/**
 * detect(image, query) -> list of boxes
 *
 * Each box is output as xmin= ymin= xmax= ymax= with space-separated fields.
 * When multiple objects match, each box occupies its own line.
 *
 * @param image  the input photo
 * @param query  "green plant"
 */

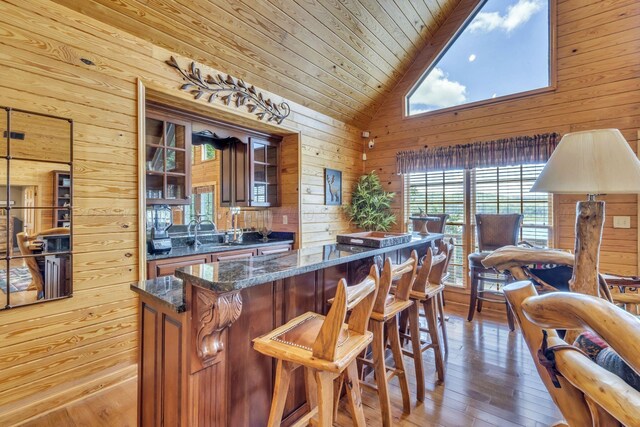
xmin=345 ymin=171 xmax=396 ymax=231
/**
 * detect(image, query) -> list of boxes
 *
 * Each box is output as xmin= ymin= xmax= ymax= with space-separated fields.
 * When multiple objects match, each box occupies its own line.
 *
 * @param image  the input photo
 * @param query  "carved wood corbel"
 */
xmin=194 ymin=288 xmax=243 ymax=366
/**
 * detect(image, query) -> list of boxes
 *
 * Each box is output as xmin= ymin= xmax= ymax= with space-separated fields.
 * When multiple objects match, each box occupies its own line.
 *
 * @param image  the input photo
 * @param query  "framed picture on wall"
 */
xmin=324 ymin=168 xmax=342 ymax=205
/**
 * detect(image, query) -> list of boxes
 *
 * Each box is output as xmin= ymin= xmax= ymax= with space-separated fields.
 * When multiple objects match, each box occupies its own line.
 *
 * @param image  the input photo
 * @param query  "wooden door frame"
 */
xmin=137 ymin=79 xmax=303 ymax=281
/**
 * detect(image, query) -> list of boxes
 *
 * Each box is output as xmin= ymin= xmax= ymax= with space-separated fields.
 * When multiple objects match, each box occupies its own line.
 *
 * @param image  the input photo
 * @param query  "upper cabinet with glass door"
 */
xmin=249 ymin=137 xmax=279 ymax=207
xmin=145 ymin=111 xmax=191 ymax=204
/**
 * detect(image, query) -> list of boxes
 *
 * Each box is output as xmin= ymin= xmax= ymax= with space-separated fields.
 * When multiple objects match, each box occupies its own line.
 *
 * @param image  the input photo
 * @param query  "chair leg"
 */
xmin=344 ymin=360 xmax=367 ymax=427
xmin=315 ymin=370 xmax=336 ymax=427
xmin=398 ymin=309 xmax=409 ymax=346
xmin=437 ymin=292 xmax=448 ymax=355
xmin=467 ymin=267 xmax=478 ymax=322
xmin=388 ymin=315 xmax=411 ymax=415
xmin=305 ymin=367 xmax=318 ymax=414
xmin=332 ymin=373 xmax=342 ymax=421
xmin=424 ymin=299 xmax=445 ymax=382
xmin=371 ymin=320 xmax=393 ymax=427
xmin=505 ymin=300 xmax=515 ymax=332
xmin=267 ymin=359 xmax=293 ymax=427
xmin=477 ymin=279 xmax=484 ymax=313
xmin=408 ymin=302 xmax=425 ymax=402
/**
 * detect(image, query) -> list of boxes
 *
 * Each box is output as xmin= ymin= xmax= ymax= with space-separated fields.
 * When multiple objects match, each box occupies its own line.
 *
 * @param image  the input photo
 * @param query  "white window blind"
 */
xmin=405 ymin=170 xmax=466 ymax=287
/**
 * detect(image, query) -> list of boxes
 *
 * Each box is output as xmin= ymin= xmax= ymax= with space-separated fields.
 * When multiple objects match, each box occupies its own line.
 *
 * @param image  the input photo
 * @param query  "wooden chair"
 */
xmin=16 ymin=227 xmax=70 ymax=295
xmin=504 ymin=281 xmax=640 ymax=426
xmin=468 ymin=213 xmax=523 ymax=331
xmin=341 ymin=252 xmax=418 ymax=427
xmin=425 ymin=213 xmax=449 ymax=234
xmin=399 ymin=246 xmax=448 ymax=402
xmin=253 ymin=265 xmax=379 ymax=427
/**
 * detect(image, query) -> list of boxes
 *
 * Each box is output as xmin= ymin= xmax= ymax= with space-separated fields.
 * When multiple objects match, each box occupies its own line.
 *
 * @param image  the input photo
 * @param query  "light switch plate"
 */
xmin=282 ymin=215 xmax=288 ymax=225
xmin=613 ymin=216 xmax=631 ymax=228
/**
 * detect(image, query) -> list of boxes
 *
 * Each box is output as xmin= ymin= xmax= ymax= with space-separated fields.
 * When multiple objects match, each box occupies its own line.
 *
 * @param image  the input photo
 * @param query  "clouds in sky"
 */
xmin=410 ymin=67 xmax=467 ymax=112
xmin=469 ymin=0 xmax=543 ymax=33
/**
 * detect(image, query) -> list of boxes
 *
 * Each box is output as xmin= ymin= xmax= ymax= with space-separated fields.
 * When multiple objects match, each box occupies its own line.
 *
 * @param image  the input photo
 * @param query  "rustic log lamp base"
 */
xmin=570 ymin=197 xmax=605 ymax=297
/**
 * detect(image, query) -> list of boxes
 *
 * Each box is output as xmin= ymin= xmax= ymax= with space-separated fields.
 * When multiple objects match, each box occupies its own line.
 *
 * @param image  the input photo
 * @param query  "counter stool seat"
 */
xmin=254 ymin=266 xmax=380 ymax=427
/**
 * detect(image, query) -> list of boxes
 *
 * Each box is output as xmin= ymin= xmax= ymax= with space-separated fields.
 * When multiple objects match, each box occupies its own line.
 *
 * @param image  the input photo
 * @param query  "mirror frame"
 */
xmin=1 ymin=106 xmax=73 ymax=309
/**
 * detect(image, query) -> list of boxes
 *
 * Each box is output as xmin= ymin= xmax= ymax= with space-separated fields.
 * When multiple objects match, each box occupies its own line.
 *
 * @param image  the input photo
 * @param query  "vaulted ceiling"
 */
xmin=53 ymin=0 xmax=461 ymax=127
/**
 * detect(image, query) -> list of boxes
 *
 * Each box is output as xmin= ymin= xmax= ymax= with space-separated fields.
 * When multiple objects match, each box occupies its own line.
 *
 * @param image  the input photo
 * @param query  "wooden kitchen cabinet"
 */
xmin=220 ymin=141 xmax=249 ymax=207
xmin=249 ymin=137 xmax=279 ymax=207
xmin=211 ymin=248 xmax=256 ymax=262
xmin=256 ymin=245 xmax=291 ymax=255
xmin=145 ymin=110 xmax=192 ymax=205
xmin=147 ymin=254 xmax=211 ymax=279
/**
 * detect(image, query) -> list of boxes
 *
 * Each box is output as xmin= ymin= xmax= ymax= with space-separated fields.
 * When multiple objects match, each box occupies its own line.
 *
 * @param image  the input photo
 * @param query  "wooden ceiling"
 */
xmin=53 ymin=0 xmax=460 ymax=127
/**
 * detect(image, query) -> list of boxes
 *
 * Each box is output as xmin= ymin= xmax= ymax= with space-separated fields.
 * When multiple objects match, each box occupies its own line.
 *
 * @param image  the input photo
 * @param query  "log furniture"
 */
xmin=504 ymin=281 xmax=640 ymax=426
xmin=254 ymin=265 xmax=379 ymax=427
xmin=130 ymin=233 xmax=441 ymax=427
xmin=467 ymin=213 xmax=522 ymax=331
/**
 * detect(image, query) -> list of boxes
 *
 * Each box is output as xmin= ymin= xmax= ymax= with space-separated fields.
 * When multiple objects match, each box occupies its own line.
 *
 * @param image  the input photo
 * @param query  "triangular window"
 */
xmin=407 ymin=0 xmax=552 ymax=116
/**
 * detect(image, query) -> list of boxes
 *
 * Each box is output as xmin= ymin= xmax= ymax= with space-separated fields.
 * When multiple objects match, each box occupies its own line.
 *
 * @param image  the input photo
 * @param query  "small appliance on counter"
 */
xmin=147 ymin=205 xmax=173 ymax=255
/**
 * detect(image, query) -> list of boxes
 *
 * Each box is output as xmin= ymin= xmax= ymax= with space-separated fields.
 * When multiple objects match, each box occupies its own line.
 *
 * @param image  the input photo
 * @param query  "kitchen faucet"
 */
xmin=229 ymin=206 xmax=243 ymax=243
xmin=188 ymin=214 xmax=216 ymax=249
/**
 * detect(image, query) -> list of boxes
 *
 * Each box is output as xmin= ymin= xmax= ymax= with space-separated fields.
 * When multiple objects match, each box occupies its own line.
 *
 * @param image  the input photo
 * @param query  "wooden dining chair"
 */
xmin=17 ymin=227 xmax=70 ymax=295
xmin=253 ymin=265 xmax=379 ymax=427
xmin=504 ymin=281 xmax=640 ymax=426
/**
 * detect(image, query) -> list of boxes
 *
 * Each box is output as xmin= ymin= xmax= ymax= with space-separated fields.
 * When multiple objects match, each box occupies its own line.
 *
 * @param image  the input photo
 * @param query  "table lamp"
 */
xmin=531 ymin=129 xmax=640 ymax=296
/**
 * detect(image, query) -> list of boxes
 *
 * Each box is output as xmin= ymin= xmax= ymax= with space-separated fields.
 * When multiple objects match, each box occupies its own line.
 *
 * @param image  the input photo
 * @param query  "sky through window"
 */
xmin=407 ymin=0 xmax=550 ymax=116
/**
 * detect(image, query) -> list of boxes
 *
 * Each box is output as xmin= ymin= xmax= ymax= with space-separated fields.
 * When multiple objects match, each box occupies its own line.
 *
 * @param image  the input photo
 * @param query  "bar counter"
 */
xmin=131 ymin=233 xmax=442 ymax=427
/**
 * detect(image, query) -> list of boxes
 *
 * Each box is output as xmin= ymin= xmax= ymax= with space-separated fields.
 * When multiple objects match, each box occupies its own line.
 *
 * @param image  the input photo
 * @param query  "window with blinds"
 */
xmin=406 ymin=171 xmax=467 ymax=287
xmin=472 ymin=164 xmax=552 ymax=248
xmin=405 ymin=163 xmax=552 ymax=288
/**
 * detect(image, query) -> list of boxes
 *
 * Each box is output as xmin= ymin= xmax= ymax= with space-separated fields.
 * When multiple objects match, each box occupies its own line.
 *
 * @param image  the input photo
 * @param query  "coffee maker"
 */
xmin=147 ymin=205 xmax=173 ymax=255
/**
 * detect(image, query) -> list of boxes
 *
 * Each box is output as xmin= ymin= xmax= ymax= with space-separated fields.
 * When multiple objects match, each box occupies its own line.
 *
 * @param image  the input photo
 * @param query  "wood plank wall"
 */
xmin=366 ymin=0 xmax=640 ymax=277
xmin=0 ymin=0 xmax=362 ymax=423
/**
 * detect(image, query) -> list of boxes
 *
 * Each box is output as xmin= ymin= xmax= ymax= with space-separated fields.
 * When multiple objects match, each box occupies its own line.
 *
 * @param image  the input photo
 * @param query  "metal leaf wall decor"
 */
xmin=166 ymin=56 xmax=291 ymax=124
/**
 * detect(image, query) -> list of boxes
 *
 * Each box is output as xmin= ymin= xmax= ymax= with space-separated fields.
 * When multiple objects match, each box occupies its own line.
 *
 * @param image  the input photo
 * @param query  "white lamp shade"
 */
xmin=531 ymin=129 xmax=640 ymax=194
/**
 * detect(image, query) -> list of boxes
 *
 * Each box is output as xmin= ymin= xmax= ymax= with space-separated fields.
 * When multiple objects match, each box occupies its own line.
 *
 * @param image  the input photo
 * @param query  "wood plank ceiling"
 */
xmin=52 ymin=0 xmax=461 ymax=127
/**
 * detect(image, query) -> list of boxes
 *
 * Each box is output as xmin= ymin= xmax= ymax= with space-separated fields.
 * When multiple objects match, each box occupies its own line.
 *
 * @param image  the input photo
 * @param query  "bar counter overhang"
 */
xmin=131 ymin=234 xmax=442 ymax=427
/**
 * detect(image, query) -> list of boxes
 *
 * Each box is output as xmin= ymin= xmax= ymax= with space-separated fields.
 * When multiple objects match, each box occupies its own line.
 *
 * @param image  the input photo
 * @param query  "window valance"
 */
xmin=396 ymin=132 xmax=560 ymax=174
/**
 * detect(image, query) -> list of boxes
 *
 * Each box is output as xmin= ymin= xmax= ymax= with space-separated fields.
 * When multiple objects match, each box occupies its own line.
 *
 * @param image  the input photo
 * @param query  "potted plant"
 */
xmin=345 ymin=171 xmax=396 ymax=231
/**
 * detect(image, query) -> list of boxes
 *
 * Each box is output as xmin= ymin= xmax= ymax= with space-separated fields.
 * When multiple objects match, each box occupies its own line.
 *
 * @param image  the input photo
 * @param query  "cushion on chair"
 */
xmin=272 ymin=314 xmax=348 ymax=351
xmin=574 ymin=330 xmax=640 ymax=392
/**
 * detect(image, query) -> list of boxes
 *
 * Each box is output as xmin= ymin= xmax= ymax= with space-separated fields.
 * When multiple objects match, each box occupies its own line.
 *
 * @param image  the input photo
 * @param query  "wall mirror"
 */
xmin=1 ymin=107 xmax=73 ymax=309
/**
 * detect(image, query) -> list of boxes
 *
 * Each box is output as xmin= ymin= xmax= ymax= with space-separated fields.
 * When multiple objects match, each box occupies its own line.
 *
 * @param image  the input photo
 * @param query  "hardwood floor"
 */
xmin=20 ymin=304 xmax=562 ymax=427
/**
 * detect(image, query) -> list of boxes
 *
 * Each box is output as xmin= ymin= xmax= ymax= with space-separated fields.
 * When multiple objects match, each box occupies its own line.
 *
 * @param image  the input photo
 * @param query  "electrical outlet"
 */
xmin=613 ymin=216 xmax=631 ymax=228
xmin=282 ymin=215 xmax=288 ymax=225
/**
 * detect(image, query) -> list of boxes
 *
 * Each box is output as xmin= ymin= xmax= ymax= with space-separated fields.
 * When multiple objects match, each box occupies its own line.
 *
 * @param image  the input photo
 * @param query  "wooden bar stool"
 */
xmin=399 ymin=246 xmax=449 ymax=401
xmin=253 ymin=266 xmax=380 ymax=427
xmin=358 ymin=251 xmax=418 ymax=427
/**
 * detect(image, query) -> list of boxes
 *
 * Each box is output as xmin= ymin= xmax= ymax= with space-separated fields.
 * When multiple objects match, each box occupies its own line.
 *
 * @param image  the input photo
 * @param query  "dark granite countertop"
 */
xmin=147 ymin=238 xmax=295 ymax=261
xmin=175 ymin=233 xmax=442 ymax=294
xmin=130 ymin=275 xmax=186 ymax=313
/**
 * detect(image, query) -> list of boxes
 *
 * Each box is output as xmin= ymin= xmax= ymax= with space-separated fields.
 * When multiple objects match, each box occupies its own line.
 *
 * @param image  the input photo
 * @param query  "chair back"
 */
xmin=376 ymin=251 xmax=417 ymax=313
xmin=475 ymin=214 xmax=522 ymax=251
xmin=412 ymin=248 xmax=446 ymax=294
xmin=312 ymin=265 xmax=379 ymax=361
xmin=426 ymin=213 xmax=449 ymax=234
xmin=504 ymin=281 xmax=640 ymax=426
xmin=429 ymin=238 xmax=454 ymax=286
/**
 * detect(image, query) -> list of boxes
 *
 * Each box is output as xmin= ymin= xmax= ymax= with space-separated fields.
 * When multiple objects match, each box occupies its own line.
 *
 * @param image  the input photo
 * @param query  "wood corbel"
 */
xmin=193 ymin=286 xmax=243 ymax=367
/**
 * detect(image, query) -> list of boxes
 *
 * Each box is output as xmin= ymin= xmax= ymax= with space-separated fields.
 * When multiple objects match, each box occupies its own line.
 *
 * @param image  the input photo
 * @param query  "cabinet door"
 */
xmin=220 ymin=143 xmax=233 ymax=207
xmin=233 ymin=142 xmax=250 ymax=207
xmin=148 ymin=254 xmax=211 ymax=279
xmin=249 ymin=137 xmax=280 ymax=207
xmin=211 ymin=248 xmax=255 ymax=262
xmin=256 ymin=245 xmax=291 ymax=256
